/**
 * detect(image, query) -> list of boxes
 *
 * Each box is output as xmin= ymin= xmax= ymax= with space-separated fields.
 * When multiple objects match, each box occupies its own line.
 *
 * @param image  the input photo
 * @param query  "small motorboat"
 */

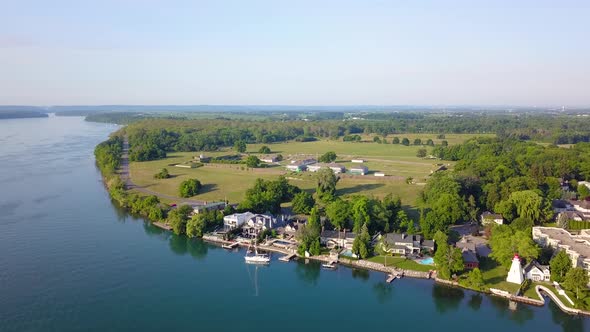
xmin=322 ymin=262 xmax=337 ymax=269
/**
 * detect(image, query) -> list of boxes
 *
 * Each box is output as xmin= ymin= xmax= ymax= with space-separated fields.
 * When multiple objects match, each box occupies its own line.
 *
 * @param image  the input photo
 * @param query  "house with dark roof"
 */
xmin=524 ymin=260 xmax=550 ymax=282
xmin=456 ymin=237 xmax=479 ymax=269
xmin=379 ymin=233 xmax=434 ymax=255
xmin=320 ymin=230 xmax=356 ymax=249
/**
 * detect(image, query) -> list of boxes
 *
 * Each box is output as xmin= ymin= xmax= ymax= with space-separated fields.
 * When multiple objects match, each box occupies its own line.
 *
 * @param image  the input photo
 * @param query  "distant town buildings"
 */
xmin=307 ymin=163 xmax=345 ymax=174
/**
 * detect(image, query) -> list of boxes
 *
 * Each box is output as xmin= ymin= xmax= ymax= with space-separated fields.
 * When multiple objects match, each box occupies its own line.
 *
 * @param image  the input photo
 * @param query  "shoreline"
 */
xmin=198 ymin=231 xmax=590 ymax=316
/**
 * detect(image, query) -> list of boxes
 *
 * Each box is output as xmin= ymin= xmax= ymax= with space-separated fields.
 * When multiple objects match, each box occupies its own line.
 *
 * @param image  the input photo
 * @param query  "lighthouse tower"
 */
xmin=506 ymin=254 xmax=524 ymax=284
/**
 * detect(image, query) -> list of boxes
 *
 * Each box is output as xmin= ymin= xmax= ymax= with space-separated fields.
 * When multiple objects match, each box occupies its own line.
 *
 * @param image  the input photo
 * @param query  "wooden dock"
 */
xmin=279 ymin=253 xmax=296 ymax=262
xmin=386 ymin=273 xmax=401 ymax=283
xmin=222 ymin=242 xmax=239 ymax=249
xmin=153 ymin=222 xmax=172 ymax=231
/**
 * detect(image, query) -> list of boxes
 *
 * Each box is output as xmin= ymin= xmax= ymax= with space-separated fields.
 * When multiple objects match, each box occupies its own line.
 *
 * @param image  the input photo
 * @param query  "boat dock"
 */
xmin=279 ymin=253 xmax=296 ymax=262
xmin=386 ymin=274 xmax=396 ymax=283
xmin=153 ymin=222 xmax=172 ymax=231
xmin=222 ymin=242 xmax=239 ymax=249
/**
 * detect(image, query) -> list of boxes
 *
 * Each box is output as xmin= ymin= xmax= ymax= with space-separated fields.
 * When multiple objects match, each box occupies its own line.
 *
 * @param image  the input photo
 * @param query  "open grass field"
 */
xmin=129 ymin=134 xmax=489 ymax=207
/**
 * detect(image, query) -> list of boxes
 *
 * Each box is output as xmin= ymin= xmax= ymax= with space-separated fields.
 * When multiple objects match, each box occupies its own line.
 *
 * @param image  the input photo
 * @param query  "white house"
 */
xmin=320 ymin=230 xmax=356 ymax=249
xmin=374 ymin=172 xmax=385 ymax=177
xmin=223 ymin=212 xmax=255 ymax=231
xmin=260 ymin=155 xmax=279 ymax=163
xmin=242 ymin=214 xmax=276 ymax=238
xmin=379 ymin=233 xmax=435 ymax=255
xmin=349 ymin=165 xmax=368 ymax=175
xmin=481 ymin=211 xmax=504 ymax=225
xmin=524 ymin=260 xmax=550 ymax=282
xmin=307 ymin=163 xmax=345 ymax=174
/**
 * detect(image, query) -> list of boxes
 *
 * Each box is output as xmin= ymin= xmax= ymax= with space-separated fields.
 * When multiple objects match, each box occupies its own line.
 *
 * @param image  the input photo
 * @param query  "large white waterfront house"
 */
xmin=532 ymin=227 xmax=590 ymax=280
xmin=223 ymin=212 xmax=255 ymax=231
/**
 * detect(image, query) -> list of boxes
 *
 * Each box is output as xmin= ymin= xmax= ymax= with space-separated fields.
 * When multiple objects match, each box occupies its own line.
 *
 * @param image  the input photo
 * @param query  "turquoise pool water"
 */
xmin=419 ymin=257 xmax=434 ymax=265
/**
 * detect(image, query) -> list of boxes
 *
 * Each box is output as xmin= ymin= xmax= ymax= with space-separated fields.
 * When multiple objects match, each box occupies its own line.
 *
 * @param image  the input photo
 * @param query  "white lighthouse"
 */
xmin=506 ymin=254 xmax=524 ymax=284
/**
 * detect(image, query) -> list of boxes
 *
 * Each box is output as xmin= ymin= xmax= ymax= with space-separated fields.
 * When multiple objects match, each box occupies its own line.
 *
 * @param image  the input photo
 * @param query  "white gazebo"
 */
xmin=506 ymin=254 xmax=524 ymax=284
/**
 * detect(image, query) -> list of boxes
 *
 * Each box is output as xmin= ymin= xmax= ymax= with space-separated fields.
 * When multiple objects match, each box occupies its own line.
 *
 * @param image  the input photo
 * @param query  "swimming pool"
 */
xmin=340 ymin=249 xmax=355 ymax=258
xmin=418 ymin=257 xmax=434 ymax=265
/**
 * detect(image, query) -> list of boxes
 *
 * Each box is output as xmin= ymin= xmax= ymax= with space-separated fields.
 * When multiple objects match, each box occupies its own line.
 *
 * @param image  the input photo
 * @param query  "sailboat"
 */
xmin=245 ymin=242 xmax=270 ymax=264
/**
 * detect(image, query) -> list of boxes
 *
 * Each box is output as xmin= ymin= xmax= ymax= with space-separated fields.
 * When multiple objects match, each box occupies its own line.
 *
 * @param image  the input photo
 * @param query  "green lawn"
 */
xmin=129 ymin=135 xmax=487 ymax=206
xmin=478 ymin=257 xmax=520 ymax=294
xmin=367 ymin=255 xmax=433 ymax=272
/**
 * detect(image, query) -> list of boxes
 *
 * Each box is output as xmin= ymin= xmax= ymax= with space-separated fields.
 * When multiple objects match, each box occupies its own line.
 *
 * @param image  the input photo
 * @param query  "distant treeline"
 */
xmin=0 ymin=110 xmax=48 ymax=119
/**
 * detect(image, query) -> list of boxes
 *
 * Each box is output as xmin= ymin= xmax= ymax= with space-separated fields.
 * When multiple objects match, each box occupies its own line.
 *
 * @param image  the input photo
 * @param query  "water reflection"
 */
xmin=468 ymin=293 xmax=483 ymax=311
xmin=187 ymin=238 xmax=208 ymax=260
xmin=351 ymin=268 xmax=370 ymax=282
xmin=432 ymin=284 xmax=465 ymax=314
xmin=549 ymin=300 xmax=586 ymax=332
xmin=295 ymin=260 xmax=321 ymax=286
xmin=372 ymin=282 xmax=393 ymax=304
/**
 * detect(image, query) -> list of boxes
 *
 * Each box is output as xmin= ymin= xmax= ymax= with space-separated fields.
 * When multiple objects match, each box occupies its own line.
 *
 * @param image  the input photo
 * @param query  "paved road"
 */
xmin=120 ymin=137 xmax=205 ymax=206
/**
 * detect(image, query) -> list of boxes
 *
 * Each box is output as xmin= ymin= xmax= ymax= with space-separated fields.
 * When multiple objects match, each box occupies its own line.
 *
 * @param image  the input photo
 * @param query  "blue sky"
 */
xmin=1 ymin=0 xmax=589 ymax=106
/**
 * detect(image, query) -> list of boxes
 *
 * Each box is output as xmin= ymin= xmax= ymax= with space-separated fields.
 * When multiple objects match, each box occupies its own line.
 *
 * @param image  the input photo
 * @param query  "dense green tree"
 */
xmin=464 ymin=268 xmax=485 ymax=291
xmin=316 ymin=168 xmax=339 ymax=201
xmin=488 ymin=225 xmax=540 ymax=268
xmin=258 ymin=145 xmax=271 ymax=154
xmin=401 ymin=138 xmax=410 ymax=146
xmin=433 ymin=231 xmax=464 ymax=280
xmin=441 ymin=140 xmax=448 ymax=146
xmin=154 ymin=168 xmax=170 ymax=179
xmin=510 ymin=217 xmax=534 ymax=233
xmin=179 ymin=178 xmax=202 ymax=198
xmin=309 ymin=238 xmax=321 ymax=256
xmin=550 ymin=250 xmax=572 ymax=282
xmin=416 ymin=148 xmax=427 ymax=158
xmin=426 ymin=138 xmax=435 ymax=146
xmin=326 ymin=199 xmax=351 ymax=230
xmin=351 ymin=196 xmax=371 ymax=233
xmin=413 ymin=138 xmax=422 ymax=145
xmin=292 ymin=191 xmax=315 ymax=214
xmin=578 ymin=184 xmax=590 ymax=200
xmin=373 ymin=136 xmax=382 ymax=143
xmin=245 ymin=155 xmax=261 ymax=168
xmin=167 ymin=205 xmax=193 ymax=235
xmin=239 ymin=177 xmax=300 ymax=214
xmin=392 ymin=137 xmax=400 ymax=144
xmin=319 ymin=151 xmax=337 ymax=163
xmin=234 ymin=140 xmax=247 ymax=153
xmin=352 ymin=223 xmax=371 ymax=259
xmin=563 ymin=267 xmax=589 ymax=299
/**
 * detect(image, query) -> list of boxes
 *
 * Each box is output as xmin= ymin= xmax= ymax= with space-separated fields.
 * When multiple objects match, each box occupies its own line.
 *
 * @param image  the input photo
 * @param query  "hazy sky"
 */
xmin=1 ymin=0 xmax=589 ymax=106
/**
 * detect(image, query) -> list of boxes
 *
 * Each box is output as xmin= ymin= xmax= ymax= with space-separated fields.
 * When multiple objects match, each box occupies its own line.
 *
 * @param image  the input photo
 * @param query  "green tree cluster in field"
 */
xmin=179 ymin=178 xmax=202 ymax=198
xmin=153 ymin=168 xmax=170 ymax=179
xmin=319 ymin=151 xmax=337 ymax=163
xmin=291 ymin=191 xmax=315 ymax=214
xmin=316 ymin=168 xmax=339 ymax=201
xmin=239 ymin=177 xmax=300 ymax=214
xmin=245 ymin=155 xmax=261 ymax=168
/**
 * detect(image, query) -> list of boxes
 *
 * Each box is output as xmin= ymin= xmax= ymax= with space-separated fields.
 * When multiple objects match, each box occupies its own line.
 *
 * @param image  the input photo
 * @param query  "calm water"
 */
xmin=0 ymin=116 xmax=587 ymax=332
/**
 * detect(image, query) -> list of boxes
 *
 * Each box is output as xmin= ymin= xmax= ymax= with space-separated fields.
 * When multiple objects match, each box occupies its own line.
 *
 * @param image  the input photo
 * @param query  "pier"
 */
xmin=222 ymin=242 xmax=239 ymax=249
xmin=279 ymin=253 xmax=296 ymax=262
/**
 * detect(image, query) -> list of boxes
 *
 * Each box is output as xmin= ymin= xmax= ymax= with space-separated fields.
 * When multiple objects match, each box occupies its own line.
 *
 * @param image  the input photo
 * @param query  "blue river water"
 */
xmin=0 ymin=116 xmax=587 ymax=332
